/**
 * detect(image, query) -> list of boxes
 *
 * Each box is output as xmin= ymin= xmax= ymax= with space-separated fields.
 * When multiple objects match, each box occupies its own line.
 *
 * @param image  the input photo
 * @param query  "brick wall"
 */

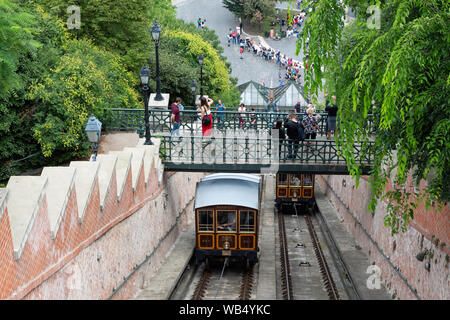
xmin=317 ymin=175 xmax=449 ymax=300
xmin=0 ymin=139 xmax=204 ymax=299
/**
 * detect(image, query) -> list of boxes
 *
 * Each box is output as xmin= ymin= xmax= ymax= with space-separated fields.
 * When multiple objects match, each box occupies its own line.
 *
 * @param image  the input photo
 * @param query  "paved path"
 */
xmin=175 ymin=0 xmax=305 ymax=88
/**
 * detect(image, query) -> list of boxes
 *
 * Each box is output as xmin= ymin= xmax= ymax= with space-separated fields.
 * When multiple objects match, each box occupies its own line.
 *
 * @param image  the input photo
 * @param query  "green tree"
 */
xmin=166 ymin=29 xmax=240 ymax=106
xmin=0 ymin=2 xmax=65 ymax=181
xmin=298 ymin=0 xmax=450 ymax=234
xmin=0 ymin=0 xmax=40 ymax=98
xmin=28 ymin=39 xmax=140 ymax=158
xmin=223 ymin=0 xmax=245 ymax=18
xmin=34 ymin=0 xmax=152 ymax=72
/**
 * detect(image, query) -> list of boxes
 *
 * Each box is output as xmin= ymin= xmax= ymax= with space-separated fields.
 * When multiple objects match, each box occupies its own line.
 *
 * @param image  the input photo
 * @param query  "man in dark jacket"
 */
xmin=325 ymin=95 xmax=338 ymax=139
xmin=284 ymin=113 xmax=301 ymax=159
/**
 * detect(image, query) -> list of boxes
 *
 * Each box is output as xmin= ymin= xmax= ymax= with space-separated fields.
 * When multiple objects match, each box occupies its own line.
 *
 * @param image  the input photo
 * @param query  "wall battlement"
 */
xmin=0 ymin=138 xmax=175 ymax=299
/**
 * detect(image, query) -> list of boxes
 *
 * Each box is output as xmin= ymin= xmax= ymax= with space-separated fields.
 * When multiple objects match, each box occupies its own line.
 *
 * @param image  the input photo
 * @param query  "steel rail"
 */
xmin=278 ymin=211 xmax=294 ymax=300
xmin=313 ymin=207 xmax=362 ymax=300
xmin=304 ymin=215 xmax=340 ymax=300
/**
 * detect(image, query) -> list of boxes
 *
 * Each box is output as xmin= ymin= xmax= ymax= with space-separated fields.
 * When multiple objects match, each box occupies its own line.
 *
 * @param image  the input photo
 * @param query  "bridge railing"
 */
xmin=158 ymin=134 xmax=374 ymax=167
xmin=103 ymin=108 xmax=376 ymax=136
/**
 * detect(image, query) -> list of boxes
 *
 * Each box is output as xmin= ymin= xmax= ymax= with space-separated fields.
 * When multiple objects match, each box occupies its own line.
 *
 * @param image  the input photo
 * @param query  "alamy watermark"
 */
xmin=67 ymin=5 xmax=81 ymax=30
xmin=366 ymin=5 xmax=381 ymax=30
xmin=366 ymin=264 xmax=382 ymax=289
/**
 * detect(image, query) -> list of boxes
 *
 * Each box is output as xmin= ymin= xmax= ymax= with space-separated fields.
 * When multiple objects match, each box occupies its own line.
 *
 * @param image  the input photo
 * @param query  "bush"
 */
xmin=28 ymin=39 xmax=140 ymax=158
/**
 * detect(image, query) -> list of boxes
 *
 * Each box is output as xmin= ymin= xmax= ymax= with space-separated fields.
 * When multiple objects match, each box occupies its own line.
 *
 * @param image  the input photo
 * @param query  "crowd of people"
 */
xmin=170 ymin=94 xmax=338 ymax=139
xmin=225 ymin=12 xmax=308 ymax=86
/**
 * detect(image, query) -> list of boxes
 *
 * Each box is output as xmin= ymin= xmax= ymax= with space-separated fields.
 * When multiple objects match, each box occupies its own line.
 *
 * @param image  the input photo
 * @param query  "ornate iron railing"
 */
xmin=103 ymin=108 xmax=376 ymax=136
xmin=157 ymin=134 xmax=374 ymax=172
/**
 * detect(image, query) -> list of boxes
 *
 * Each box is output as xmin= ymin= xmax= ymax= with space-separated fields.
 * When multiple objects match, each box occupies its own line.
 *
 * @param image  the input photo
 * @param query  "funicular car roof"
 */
xmin=194 ymin=174 xmax=261 ymax=210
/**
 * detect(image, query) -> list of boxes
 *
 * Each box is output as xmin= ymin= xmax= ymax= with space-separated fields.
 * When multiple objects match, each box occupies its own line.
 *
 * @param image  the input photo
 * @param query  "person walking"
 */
xmin=325 ymin=95 xmax=338 ymax=139
xmin=215 ymin=99 xmax=226 ymax=129
xmin=197 ymin=17 xmax=202 ymax=30
xmin=170 ymin=97 xmax=182 ymax=137
xmin=227 ymin=28 xmax=233 ymax=46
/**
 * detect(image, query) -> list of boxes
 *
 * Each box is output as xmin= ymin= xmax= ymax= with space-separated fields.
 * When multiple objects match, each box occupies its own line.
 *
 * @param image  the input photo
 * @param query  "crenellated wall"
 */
xmin=316 ymin=175 xmax=449 ymax=300
xmin=0 ymin=138 xmax=204 ymax=300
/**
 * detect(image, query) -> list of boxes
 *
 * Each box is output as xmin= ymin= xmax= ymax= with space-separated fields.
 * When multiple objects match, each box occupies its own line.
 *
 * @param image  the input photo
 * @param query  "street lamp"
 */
xmin=151 ymin=21 xmax=164 ymax=101
xmin=198 ymin=54 xmax=204 ymax=97
xmin=190 ymin=80 xmax=197 ymax=106
xmin=85 ymin=114 xmax=102 ymax=161
xmin=276 ymin=9 xmax=282 ymax=36
xmin=140 ymin=64 xmax=153 ymax=145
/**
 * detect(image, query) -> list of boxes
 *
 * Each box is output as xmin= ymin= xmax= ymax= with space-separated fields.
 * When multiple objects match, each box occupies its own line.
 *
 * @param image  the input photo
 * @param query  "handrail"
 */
xmin=102 ymin=108 xmax=376 ymax=137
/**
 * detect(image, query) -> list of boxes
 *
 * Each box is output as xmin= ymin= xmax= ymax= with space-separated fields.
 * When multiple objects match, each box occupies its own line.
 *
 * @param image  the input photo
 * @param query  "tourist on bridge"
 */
xmin=200 ymin=96 xmax=213 ymax=137
xmin=271 ymin=119 xmax=286 ymax=158
xmin=294 ymin=100 xmax=304 ymax=114
xmin=284 ymin=114 xmax=302 ymax=159
xmin=302 ymin=105 xmax=321 ymax=148
xmin=215 ymin=100 xmax=226 ymax=128
xmin=170 ymin=97 xmax=182 ymax=137
xmin=267 ymin=97 xmax=278 ymax=127
xmin=238 ymin=103 xmax=246 ymax=128
xmin=250 ymin=108 xmax=257 ymax=129
xmin=325 ymin=95 xmax=338 ymax=140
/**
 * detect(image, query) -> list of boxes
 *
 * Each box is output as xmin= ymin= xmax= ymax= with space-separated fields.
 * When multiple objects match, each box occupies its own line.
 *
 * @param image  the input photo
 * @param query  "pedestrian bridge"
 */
xmin=102 ymin=108 xmax=375 ymax=175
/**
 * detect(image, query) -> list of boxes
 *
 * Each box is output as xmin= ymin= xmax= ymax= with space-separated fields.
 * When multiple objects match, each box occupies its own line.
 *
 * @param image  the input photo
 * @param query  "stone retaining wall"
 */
xmin=316 ymin=175 xmax=449 ymax=300
xmin=0 ymin=138 xmax=203 ymax=299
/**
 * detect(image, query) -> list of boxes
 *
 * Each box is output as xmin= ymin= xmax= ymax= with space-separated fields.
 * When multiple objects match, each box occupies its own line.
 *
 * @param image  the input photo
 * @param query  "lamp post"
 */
xmin=85 ymin=115 xmax=102 ymax=161
xmin=140 ymin=64 xmax=153 ymax=145
xmin=151 ymin=21 xmax=164 ymax=101
xmin=276 ymin=9 xmax=282 ymax=36
xmin=198 ymin=54 xmax=204 ymax=97
xmin=190 ymin=80 xmax=197 ymax=106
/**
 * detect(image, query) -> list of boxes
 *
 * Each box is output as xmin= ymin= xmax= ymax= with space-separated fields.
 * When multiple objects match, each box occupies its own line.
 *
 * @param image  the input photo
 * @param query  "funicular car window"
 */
xmin=217 ymin=210 xmax=236 ymax=232
xmin=198 ymin=210 xmax=214 ymax=232
xmin=302 ymin=174 xmax=313 ymax=187
xmin=289 ymin=174 xmax=302 ymax=186
xmin=277 ymin=173 xmax=288 ymax=186
xmin=239 ymin=210 xmax=255 ymax=232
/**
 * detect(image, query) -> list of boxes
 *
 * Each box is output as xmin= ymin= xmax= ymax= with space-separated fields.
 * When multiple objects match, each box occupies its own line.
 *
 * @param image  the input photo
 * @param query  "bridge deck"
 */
xmin=159 ymin=134 xmax=373 ymax=175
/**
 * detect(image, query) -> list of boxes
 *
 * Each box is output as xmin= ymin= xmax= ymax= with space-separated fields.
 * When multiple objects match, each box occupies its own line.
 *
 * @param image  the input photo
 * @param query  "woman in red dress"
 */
xmin=200 ymin=96 xmax=213 ymax=136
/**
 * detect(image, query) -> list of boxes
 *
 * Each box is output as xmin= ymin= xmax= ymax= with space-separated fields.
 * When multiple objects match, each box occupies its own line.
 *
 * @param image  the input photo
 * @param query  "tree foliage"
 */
xmin=298 ymin=0 xmax=450 ymax=234
xmin=1 ymin=0 xmax=241 ymax=182
xmin=28 ymin=39 xmax=140 ymax=158
xmin=166 ymin=29 xmax=240 ymax=105
xmin=223 ymin=0 xmax=276 ymax=27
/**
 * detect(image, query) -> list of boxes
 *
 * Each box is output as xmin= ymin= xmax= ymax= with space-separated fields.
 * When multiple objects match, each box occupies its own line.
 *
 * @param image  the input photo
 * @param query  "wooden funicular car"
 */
xmin=194 ymin=173 xmax=262 ymax=268
xmin=275 ymin=172 xmax=315 ymax=210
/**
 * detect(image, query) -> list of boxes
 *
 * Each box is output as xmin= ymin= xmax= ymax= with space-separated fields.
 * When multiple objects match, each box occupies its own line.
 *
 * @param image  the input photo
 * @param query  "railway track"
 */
xmin=277 ymin=211 xmax=294 ymax=300
xmin=174 ymin=259 xmax=256 ymax=300
xmin=276 ymin=203 xmax=357 ymax=300
xmin=304 ymin=214 xmax=340 ymax=300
